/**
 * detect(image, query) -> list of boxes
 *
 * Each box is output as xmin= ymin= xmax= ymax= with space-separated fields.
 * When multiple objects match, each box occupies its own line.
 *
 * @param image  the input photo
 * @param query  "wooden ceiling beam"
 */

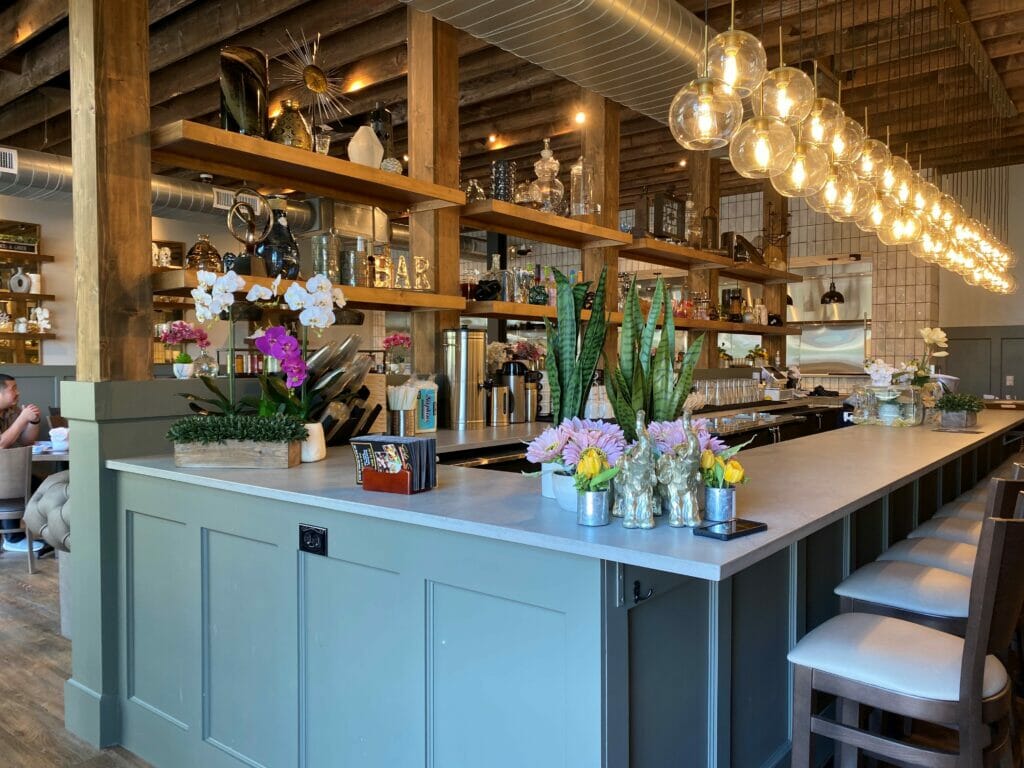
xmin=0 ymin=85 xmax=69 ymax=140
xmin=0 ymin=0 xmax=66 ymax=63
xmin=965 ymin=0 xmax=1022 ymax=23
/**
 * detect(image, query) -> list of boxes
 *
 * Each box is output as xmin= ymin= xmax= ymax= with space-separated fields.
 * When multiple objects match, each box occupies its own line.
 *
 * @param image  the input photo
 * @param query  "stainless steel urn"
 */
xmin=441 ymin=328 xmax=487 ymax=430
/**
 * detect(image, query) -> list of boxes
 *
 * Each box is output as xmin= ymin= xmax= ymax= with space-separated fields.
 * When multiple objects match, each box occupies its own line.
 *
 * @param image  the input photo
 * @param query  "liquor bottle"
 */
xmin=544 ymin=266 xmax=557 ymax=306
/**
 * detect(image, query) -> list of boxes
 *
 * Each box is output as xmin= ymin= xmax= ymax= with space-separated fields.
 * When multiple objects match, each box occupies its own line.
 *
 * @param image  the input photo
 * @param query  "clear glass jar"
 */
xmin=185 ymin=234 xmax=223 ymax=272
xmin=570 ymin=156 xmax=594 ymax=216
xmin=311 ymin=231 xmax=341 ymax=283
xmin=528 ymin=138 xmax=564 ymax=213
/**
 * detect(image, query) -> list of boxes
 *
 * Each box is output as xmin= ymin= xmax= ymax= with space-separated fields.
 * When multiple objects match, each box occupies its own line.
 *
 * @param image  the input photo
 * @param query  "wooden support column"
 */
xmin=70 ymin=0 xmax=152 ymax=382
xmin=65 ymin=0 xmax=152 ymax=747
xmin=580 ymin=89 xmax=621 ymax=364
xmin=686 ymin=151 xmax=720 ymax=367
xmin=407 ymin=9 xmax=459 ymax=374
xmin=761 ymin=184 xmax=789 ymax=367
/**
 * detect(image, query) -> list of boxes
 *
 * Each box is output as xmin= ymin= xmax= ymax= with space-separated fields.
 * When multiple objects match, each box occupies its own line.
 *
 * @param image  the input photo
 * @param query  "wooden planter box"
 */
xmin=939 ymin=411 xmax=979 ymax=429
xmin=174 ymin=440 xmax=301 ymax=469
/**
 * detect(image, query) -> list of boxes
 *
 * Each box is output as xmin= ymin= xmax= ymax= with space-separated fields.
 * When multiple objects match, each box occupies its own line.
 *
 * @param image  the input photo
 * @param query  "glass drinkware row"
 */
xmin=698 ymin=378 xmax=760 ymax=407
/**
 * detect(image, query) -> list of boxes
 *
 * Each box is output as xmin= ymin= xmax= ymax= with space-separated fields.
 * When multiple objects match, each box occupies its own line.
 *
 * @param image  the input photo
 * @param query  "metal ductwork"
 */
xmin=0 ymin=146 xmax=316 ymax=231
xmin=400 ymin=0 xmax=708 ymax=122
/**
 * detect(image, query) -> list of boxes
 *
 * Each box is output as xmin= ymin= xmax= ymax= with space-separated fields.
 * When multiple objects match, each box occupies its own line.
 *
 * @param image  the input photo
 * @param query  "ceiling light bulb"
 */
xmin=669 ymin=77 xmax=744 ymax=151
xmin=830 ymin=117 xmax=865 ymax=165
xmin=729 ymin=116 xmax=795 ymax=178
xmin=791 ymin=156 xmax=807 ymax=186
xmin=799 ymin=98 xmax=844 ymax=149
xmin=855 ymin=139 xmax=891 ymax=181
xmin=707 ymin=29 xmax=767 ymax=97
xmin=753 ymin=66 xmax=816 ymax=126
xmin=771 ymin=140 xmax=829 ymax=198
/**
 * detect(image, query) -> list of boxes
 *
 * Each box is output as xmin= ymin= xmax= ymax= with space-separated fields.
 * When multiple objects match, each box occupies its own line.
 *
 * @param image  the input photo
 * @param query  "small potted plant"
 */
xmin=573 ymin=438 xmax=621 ymax=527
xmin=168 ymin=413 xmax=308 ymax=468
xmin=935 ymin=392 xmax=984 ymax=429
xmin=747 ymin=345 xmax=767 ymax=368
xmin=160 ymin=320 xmax=210 ymax=379
xmin=700 ymin=440 xmax=751 ymax=522
xmin=718 ymin=344 xmax=732 ymax=369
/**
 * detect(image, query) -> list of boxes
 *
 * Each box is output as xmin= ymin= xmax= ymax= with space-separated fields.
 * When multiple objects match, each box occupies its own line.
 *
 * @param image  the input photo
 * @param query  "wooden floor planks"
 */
xmin=0 ymin=551 xmax=150 ymax=768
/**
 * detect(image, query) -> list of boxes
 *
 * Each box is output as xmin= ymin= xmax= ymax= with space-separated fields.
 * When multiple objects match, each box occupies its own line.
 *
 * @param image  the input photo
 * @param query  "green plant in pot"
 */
xmin=544 ymin=266 xmax=609 ymax=423
xmin=935 ymin=392 xmax=984 ymax=429
xmin=606 ymin=276 xmax=705 ymax=442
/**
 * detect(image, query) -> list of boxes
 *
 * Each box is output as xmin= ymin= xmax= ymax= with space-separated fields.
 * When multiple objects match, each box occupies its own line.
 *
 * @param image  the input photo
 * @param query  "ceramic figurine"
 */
xmin=621 ymin=411 xmax=657 ymax=529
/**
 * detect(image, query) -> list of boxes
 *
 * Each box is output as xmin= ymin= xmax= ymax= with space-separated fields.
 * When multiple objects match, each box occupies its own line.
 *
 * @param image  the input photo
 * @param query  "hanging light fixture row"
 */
xmin=666 ymin=3 xmax=1017 ymax=295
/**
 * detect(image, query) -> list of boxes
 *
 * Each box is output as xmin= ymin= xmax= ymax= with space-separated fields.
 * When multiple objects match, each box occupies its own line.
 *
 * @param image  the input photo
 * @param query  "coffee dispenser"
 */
xmin=441 ymin=328 xmax=486 ymax=429
xmin=499 ymin=360 xmax=529 ymax=424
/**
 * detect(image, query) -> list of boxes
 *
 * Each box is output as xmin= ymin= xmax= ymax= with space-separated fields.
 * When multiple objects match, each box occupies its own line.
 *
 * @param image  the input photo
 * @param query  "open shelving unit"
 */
xmin=152 ymin=269 xmax=466 ymax=313
xmin=151 ymin=120 xmax=465 ymax=213
xmin=460 ymin=199 xmax=631 ymax=249
xmin=0 ymin=250 xmax=55 ymax=266
xmin=620 ymin=238 xmax=803 ymax=285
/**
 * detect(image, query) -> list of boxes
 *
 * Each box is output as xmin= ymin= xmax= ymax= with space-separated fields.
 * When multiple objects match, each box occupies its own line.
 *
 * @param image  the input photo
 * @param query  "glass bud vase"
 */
xmin=194 ymin=351 xmax=219 ymax=377
xmin=255 ymin=197 xmax=301 ymax=279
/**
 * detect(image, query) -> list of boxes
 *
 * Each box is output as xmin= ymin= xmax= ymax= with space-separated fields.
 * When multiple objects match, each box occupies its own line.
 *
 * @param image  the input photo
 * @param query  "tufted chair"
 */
xmin=23 ymin=470 xmax=70 ymax=552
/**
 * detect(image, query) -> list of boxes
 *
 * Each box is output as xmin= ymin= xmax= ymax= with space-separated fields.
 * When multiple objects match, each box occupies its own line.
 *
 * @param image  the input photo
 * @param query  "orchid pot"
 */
xmin=173 ymin=363 xmax=195 ymax=379
xmin=301 ymin=422 xmax=326 ymax=463
xmin=552 ymin=471 xmax=578 ymax=512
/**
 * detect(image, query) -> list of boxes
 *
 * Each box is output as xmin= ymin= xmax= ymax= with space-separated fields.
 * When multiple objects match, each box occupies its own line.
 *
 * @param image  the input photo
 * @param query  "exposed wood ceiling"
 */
xmin=0 ymin=0 xmax=1022 ymax=205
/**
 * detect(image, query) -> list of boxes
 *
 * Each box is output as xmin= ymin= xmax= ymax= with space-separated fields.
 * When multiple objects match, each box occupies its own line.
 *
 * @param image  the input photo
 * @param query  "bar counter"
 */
xmin=101 ymin=413 xmax=1024 ymax=768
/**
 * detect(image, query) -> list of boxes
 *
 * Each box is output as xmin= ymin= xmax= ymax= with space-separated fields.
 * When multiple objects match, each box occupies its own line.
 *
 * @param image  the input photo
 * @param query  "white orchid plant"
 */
xmin=184 ymin=271 xmax=347 ymax=415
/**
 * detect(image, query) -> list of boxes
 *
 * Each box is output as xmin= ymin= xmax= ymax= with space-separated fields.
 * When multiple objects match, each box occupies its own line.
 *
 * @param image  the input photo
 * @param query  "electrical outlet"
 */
xmin=1007 ymin=375 xmax=1015 ymax=387
xmin=299 ymin=524 xmax=328 ymax=556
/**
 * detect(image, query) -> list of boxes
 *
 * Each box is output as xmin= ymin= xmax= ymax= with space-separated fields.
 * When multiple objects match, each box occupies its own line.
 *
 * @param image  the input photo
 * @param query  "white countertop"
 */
xmin=432 ymin=422 xmax=549 ymax=454
xmin=108 ymin=412 xmax=1024 ymax=582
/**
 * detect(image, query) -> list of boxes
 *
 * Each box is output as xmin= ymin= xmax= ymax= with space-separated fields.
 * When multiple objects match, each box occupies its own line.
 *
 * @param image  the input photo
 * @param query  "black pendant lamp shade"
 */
xmin=820 ymin=257 xmax=845 ymax=304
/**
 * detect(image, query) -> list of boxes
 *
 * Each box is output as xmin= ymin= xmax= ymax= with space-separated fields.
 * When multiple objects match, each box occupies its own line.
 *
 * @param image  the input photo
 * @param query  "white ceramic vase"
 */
xmin=173 ymin=363 xmax=195 ymax=379
xmin=541 ymin=461 xmax=560 ymax=498
xmin=552 ymin=472 xmax=578 ymax=512
xmin=301 ymin=422 xmax=327 ymax=463
xmin=348 ymin=126 xmax=384 ymax=168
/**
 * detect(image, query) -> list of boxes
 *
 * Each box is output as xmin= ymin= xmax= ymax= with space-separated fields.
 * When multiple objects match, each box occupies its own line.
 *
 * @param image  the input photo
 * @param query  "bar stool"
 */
xmin=834 ymin=479 xmax=1024 ymax=637
xmin=909 ymin=515 xmax=982 ymax=545
xmin=789 ymin=515 xmax=1024 ymax=767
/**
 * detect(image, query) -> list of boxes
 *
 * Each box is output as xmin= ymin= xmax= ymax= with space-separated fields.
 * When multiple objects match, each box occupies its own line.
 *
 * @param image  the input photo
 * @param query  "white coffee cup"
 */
xmin=49 ymin=427 xmax=69 ymax=452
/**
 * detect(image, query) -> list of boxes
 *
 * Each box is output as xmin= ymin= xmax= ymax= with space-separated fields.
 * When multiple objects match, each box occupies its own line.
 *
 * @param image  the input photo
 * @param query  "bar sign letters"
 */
xmin=0 ymin=148 xmax=16 ymax=175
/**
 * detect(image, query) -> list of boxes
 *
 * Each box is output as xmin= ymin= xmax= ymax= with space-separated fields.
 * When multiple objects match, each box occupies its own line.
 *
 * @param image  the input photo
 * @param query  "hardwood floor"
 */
xmin=0 ymin=551 xmax=150 ymax=768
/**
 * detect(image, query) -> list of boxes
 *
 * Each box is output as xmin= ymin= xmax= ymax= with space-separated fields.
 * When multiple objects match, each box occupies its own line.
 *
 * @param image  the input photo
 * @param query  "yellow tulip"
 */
xmin=576 ymin=448 xmax=607 ymax=480
xmin=700 ymin=449 xmax=716 ymax=470
xmin=715 ymin=455 xmax=726 ymax=470
xmin=723 ymin=460 xmax=745 ymax=485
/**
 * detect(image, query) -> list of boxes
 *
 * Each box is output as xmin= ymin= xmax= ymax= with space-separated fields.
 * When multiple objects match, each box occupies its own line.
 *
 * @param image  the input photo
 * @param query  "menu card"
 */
xmin=351 ymin=435 xmax=437 ymax=492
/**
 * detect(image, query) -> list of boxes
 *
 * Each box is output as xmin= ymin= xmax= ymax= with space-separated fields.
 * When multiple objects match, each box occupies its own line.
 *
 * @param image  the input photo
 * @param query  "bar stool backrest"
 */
xmin=959 ymin=516 xmax=1024 ymax=746
xmin=0 ymin=446 xmax=32 ymax=520
xmin=985 ymin=477 xmax=1024 ymax=519
xmin=1013 ymin=463 xmax=1023 ymax=481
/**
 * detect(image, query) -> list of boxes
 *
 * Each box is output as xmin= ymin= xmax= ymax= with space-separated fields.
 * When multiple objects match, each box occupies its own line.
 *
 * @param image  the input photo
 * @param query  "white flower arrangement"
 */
xmin=192 ymin=270 xmax=245 ymax=324
xmin=864 ymin=358 xmax=896 ymax=387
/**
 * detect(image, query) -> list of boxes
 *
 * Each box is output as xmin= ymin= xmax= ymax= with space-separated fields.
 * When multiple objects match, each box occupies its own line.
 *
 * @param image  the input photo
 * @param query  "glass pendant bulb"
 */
xmin=911 ymin=178 xmax=939 ymax=218
xmin=668 ymin=76 xmax=745 ymax=151
xmin=799 ymin=98 xmax=844 ymax=148
xmin=729 ymin=116 xmax=796 ymax=179
xmin=830 ymin=117 xmax=865 ymax=165
xmin=911 ymin=223 xmax=948 ymax=263
xmin=809 ymin=163 xmax=856 ymax=213
xmin=877 ymin=205 xmax=923 ymax=246
xmin=771 ymin=140 xmax=830 ymax=197
xmin=876 ymin=155 xmax=912 ymax=202
xmin=856 ymin=195 xmax=891 ymax=233
xmin=707 ymin=29 xmax=767 ymax=97
xmin=828 ymin=178 xmax=875 ymax=222
xmin=855 ymin=138 xmax=891 ymax=181
xmin=752 ymin=67 xmax=816 ymax=125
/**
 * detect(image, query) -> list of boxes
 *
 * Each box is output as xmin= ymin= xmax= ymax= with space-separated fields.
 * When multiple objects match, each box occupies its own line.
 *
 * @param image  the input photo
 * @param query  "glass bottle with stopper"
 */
xmin=570 ymin=156 xmax=594 ymax=217
xmin=529 ymin=138 xmax=564 ymax=213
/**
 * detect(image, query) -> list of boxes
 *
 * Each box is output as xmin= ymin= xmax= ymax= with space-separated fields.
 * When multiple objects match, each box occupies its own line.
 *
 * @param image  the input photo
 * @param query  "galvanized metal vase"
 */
xmin=705 ymin=486 xmax=736 ymax=522
xmin=577 ymin=489 xmax=612 ymax=526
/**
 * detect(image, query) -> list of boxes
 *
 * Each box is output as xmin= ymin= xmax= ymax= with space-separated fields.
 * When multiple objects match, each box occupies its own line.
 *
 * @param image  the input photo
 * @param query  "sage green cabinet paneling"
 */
xmin=201 ymin=529 xmax=296 ymax=768
xmin=301 ymin=554 xmax=420 ymax=768
xmin=126 ymin=511 xmax=190 ymax=729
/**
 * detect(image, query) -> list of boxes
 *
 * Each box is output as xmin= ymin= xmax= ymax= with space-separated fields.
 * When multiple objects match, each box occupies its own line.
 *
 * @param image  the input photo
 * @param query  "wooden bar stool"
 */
xmin=835 ymin=479 xmax=1024 ymax=637
xmin=789 ymin=515 xmax=1024 ymax=767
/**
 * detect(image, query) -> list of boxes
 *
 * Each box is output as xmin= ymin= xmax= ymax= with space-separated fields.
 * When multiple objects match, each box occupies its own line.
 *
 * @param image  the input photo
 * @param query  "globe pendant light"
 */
xmin=857 ymin=139 xmax=891 ymax=180
xmin=877 ymin=205 xmax=922 ymax=246
xmin=877 ymin=155 xmax=912 ymax=204
xmin=911 ymin=176 xmax=940 ymax=219
xmin=829 ymin=178 xmax=875 ymax=222
xmin=911 ymin=223 xmax=948 ymax=263
xmin=820 ymin=257 xmax=845 ymax=304
xmin=753 ymin=29 xmax=815 ymax=125
xmin=729 ymin=115 xmax=796 ymax=179
xmin=830 ymin=116 xmax=865 ymax=165
xmin=800 ymin=97 xmax=844 ymax=148
xmin=856 ymin=195 xmax=889 ymax=233
xmin=771 ymin=140 xmax=829 ymax=197
xmin=668 ymin=20 xmax=744 ymax=151
xmin=810 ymin=162 xmax=856 ymax=213
xmin=706 ymin=0 xmax=767 ymax=97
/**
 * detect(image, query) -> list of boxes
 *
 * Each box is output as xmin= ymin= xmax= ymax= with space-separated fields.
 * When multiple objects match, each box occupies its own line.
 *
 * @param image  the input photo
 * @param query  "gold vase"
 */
xmin=268 ymin=99 xmax=312 ymax=151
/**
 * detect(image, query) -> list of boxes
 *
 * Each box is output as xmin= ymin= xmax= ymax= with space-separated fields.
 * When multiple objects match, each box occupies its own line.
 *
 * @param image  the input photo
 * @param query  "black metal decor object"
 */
xmin=219 ymin=46 xmax=269 ymax=137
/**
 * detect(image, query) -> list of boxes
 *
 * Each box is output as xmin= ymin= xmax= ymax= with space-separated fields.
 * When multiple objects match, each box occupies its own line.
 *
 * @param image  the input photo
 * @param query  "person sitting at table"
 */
xmin=0 ymin=373 xmax=41 ymax=547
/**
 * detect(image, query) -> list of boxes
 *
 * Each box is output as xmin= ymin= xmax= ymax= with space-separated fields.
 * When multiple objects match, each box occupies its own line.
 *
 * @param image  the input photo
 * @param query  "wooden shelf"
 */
xmin=620 ymin=238 xmax=803 ymax=285
xmin=0 ymin=291 xmax=55 ymax=301
xmin=151 ymin=120 xmax=465 ymax=213
xmin=0 ymin=250 xmax=55 ymax=265
xmin=463 ymin=300 xmax=799 ymax=335
xmin=0 ymin=332 xmax=54 ymax=341
xmin=460 ymin=200 xmax=632 ymax=249
xmin=151 ymin=269 xmax=466 ymax=313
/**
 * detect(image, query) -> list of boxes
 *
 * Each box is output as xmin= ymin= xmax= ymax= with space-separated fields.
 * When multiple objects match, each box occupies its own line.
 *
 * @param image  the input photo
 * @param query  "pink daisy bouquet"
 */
xmin=526 ymin=418 xmax=627 ymax=493
xmin=648 ymin=418 xmax=727 ymax=456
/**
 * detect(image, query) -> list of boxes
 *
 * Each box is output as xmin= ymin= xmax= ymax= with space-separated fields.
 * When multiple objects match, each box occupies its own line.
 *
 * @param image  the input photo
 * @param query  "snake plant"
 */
xmin=545 ymin=266 xmax=609 ymax=423
xmin=606 ymin=276 xmax=705 ymax=442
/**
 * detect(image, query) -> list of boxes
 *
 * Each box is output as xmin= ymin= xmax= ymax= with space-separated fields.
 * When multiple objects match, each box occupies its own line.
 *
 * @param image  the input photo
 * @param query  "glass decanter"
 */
xmin=528 ymin=138 xmax=564 ymax=213
xmin=254 ymin=197 xmax=300 ymax=279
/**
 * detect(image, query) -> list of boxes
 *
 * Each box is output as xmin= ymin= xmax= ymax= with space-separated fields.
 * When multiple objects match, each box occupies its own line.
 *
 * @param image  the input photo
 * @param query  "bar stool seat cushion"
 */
xmin=834 ymin=561 xmax=970 ymax=618
xmin=877 ymin=538 xmax=977 ymax=577
xmin=909 ymin=517 xmax=983 ymax=545
xmin=934 ymin=500 xmax=986 ymax=521
xmin=788 ymin=613 xmax=1008 ymax=702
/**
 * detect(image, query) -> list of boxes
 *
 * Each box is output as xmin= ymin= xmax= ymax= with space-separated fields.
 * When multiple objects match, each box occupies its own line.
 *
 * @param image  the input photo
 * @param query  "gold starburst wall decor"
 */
xmin=276 ymin=30 xmax=350 ymax=133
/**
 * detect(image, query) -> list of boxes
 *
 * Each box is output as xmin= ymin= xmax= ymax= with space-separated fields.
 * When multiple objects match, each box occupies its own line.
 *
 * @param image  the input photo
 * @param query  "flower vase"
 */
xmin=577 ymin=489 xmax=612 ymax=526
xmin=348 ymin=125 xmax=384 ymax=168
xmin=173 ymin=363 xmax=195 ymax=379
xmin=194 ymin=351 xmax=219 ymax=377
xmin=301 ymin=422 xmax=327 ymax=463
xmin=705 ymin=486 xmax=736 ymax=522
xmin=552 ymin=472 xmax=577 ymax=512
xmin=541 ymin=462 xmax=559 ymax=498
